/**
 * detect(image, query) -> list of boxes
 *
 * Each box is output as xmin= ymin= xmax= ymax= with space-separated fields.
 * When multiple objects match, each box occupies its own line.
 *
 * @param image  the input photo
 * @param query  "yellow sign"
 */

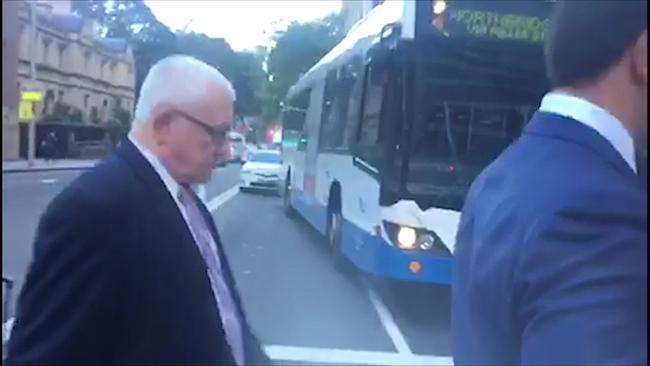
xmin=19 ymin=101 xmax=35 ymax=121
xmin=21 ymin=91 xmax=43 ymax=102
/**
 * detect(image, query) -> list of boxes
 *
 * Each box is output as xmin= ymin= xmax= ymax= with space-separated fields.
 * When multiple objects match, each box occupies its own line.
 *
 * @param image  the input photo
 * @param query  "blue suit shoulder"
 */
xmin=453 ymin=114 xmax=647 ymax=366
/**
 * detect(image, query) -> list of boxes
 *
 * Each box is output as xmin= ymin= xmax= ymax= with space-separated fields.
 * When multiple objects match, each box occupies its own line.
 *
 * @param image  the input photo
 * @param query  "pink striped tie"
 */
xmin=178 ymin=186 xmax=245 ymax=365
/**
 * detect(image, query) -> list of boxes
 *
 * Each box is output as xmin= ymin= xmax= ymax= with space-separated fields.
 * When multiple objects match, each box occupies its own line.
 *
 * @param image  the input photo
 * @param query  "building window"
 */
xmin=83 ymin=94 xmax=90 ymax=111
xmin=58 ymin=44 xmax=65 ymax=69
xmin=109 ymin=60 xmax=117 ymax=80
xmin=100 ymin=58 xmax=108 ymax=80
xmin=43 ymin=90 xmax=55 ymax=115
xmin=58 ymin=90 xmax=64 ymax=103
xmin=102 ymin=99 xmax=108 ymax=120
xmin=84 ymin=51 xmax=91 ymax=74
xmin=42 ymin=39 xmax=51 ymax=65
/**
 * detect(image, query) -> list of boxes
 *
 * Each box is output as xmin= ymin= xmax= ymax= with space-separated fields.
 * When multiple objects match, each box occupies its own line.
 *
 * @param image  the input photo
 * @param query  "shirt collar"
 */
xmin=539 ymin=92 xmax=637 ymax=173
xmin=128 ymin=134 xmax=183 ymax=202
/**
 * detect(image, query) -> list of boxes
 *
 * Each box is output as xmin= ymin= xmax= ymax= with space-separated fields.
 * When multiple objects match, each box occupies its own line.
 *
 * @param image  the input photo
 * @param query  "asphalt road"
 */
xmin=2 ymin=164 xmax=452 ymax=365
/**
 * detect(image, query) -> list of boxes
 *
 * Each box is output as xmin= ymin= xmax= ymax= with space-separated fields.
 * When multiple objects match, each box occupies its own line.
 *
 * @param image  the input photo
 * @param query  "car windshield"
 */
xmin=250 ymin=152 xmax=281 ymax=164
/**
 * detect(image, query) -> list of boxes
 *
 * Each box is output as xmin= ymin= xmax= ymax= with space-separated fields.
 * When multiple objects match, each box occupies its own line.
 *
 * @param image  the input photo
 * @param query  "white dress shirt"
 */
xmin=538 ymin=92 xmax=637 ymax=174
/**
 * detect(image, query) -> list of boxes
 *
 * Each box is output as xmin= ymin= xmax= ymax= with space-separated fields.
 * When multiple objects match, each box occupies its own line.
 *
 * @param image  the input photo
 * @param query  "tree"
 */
xmin=73 ymin=0 xmax=177 ymax=102
xmin=72 ymin=1 xmax=343 ymax=123
xmin=262 ymin=13 xmax=344 ymax=122
xmin=175 ymin=33 xmax=265 ymax=119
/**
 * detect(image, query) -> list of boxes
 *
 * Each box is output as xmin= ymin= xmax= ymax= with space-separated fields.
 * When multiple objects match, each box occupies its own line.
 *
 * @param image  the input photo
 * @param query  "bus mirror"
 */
xmin=297 ymin=135 xmax=308 ymax=151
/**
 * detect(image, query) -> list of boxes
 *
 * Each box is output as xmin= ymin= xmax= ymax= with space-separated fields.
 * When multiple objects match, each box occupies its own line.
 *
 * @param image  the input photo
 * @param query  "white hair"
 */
xmin=132 ymin=54 xmax=236 ymax=129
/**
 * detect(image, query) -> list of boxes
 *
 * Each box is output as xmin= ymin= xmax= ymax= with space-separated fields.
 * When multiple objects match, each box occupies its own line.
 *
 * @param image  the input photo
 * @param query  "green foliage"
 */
xmin=263 ymin=12 xmax=345 ymax=122
xmin=72 ymin=1 xmax=346 ymax=125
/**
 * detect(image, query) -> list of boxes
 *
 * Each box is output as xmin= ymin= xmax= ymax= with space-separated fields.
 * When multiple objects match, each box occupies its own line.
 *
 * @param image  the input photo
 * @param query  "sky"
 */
xmin=145 ymin=0 xmax=343 ymax=52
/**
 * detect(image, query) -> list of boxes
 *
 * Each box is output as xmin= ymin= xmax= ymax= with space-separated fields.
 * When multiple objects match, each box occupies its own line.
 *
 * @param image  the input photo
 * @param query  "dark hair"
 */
xmin=545 ymin=0 xmax=647 ymax=88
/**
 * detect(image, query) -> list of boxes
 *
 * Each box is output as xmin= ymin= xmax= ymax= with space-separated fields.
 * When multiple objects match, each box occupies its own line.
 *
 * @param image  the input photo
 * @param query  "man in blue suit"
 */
xmin=453 ymin=1 xmax=647 ymax=365
xmin=6 ymin=56 xmax=269 ymax=365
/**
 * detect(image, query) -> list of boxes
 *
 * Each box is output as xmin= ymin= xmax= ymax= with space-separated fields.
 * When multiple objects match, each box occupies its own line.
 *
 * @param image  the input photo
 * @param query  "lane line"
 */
xmin=366 ymin=281 xmax=413 ymax=355
xmin=40 ymin=178 xmax=58 ymax=184
xmin=206 ymin=185 xmax=240 ymax=213
xmin=264 ymin=345 xmax=453 ymax=366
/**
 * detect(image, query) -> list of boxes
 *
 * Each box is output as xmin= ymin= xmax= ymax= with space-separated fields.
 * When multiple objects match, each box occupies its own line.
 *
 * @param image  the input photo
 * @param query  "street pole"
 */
xmin=27 ymin=1 xmax=37 ymax=167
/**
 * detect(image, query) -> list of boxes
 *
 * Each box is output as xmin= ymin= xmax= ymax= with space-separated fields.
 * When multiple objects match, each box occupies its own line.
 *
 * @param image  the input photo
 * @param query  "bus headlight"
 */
xmin=397 ymin=226 xmax=417 ymax=249
xmin=382 ymin=221 xmax=451 ymax=256
xmin=418 ymin=234 xmax=435 ymax=250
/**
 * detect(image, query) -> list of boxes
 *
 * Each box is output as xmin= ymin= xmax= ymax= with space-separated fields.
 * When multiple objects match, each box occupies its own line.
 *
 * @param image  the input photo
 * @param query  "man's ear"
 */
xmin=631 ymin=30 xmax=647 ymax=86
xmin=151 ymin=110 xmax=173 ymax=146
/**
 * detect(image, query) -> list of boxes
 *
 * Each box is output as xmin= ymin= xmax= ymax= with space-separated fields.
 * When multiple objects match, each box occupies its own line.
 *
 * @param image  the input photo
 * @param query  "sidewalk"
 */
xmin=2 ymin=159 xmax=99 ymax=173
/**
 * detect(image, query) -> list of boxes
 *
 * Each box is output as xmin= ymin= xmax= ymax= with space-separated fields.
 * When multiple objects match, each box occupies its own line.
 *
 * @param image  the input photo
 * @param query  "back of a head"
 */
xmin=545 ymin=0 xmax=648 ymax=88
xmin=132 ymin=55 xmax=235 ymax=130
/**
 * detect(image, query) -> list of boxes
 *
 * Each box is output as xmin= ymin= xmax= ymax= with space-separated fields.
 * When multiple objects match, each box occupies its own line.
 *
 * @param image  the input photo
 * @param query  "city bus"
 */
xmin=281 ymin=0 xmax=553 ymax=284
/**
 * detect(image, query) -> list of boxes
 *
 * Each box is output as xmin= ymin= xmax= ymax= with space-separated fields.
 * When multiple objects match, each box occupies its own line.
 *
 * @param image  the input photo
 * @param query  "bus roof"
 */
xmin=286 ymin=0 xmax=406 ymax=100
xmin=286 ymin=0 xmax=553 ymax=101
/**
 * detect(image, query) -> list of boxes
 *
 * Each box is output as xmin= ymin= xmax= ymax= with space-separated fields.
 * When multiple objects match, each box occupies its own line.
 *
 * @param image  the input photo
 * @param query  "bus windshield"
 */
xmin=402 ymin=41 xmax=546 ymax=211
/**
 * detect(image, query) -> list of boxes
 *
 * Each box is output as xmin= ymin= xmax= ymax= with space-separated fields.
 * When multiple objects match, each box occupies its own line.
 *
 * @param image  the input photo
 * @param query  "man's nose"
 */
xmin=217 ymin=141 xmax=231 ymax=160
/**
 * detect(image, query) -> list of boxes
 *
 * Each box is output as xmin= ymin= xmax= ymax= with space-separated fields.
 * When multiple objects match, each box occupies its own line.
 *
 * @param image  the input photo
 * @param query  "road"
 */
xmin=2 ymin=164 xmax=452 ymax=365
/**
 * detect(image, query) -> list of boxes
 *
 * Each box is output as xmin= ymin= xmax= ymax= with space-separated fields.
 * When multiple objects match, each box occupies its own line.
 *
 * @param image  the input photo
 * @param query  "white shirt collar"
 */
xmin=128 ymin=134 xmax=183 ymax=203
xmin=539 ymin=92 xmax=637 ymax=173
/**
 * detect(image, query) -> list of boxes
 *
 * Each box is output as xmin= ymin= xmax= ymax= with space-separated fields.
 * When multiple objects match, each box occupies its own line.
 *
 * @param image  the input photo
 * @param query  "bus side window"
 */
xmin=354 ymin=63 xmax=385 ymax=168
xmin=283 ymin=88 xmax=311 ymax=151
xmin=319 ymin=57 xmax=364 ymax=153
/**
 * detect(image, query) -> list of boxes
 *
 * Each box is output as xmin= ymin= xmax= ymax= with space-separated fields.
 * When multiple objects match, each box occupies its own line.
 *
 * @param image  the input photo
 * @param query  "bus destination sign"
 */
xmin=435 ymin=0 xmax=552 ymax=44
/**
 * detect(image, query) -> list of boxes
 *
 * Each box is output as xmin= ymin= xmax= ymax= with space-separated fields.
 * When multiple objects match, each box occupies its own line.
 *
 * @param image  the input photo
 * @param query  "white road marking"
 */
xmin=3 ymin=317 xmax=15 ymax=345
xmin=264 ymin=345 xmax=454 ymax=366
xmin=40 ymin=178 xmax=57 ymax=184
xmin=366 ymin=281 xmax=413 ymax=355
xmin=206 ymin=185 xmax=239 ymax=212
xmin=197 ymin=184 xmax=207 ymax=202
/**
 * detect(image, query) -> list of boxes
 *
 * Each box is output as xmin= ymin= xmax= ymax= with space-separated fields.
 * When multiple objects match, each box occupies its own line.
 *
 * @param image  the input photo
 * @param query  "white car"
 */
xmin=228 ymin=131 xmax=247 ymax=163
xmin=239 ymin=150 xmax=283 ymax=194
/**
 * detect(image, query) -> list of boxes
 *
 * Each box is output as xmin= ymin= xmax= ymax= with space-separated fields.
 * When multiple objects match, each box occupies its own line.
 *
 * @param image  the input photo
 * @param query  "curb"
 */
xmin=2 ymin=166 xmax=96 ymax=174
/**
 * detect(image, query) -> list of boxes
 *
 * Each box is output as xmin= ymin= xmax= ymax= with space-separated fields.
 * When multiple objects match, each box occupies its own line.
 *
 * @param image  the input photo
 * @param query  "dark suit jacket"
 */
xmin=452 ymin=112 xmax=647 ymax=365
xmin=6 ymin=139 xmax=270 ymax=366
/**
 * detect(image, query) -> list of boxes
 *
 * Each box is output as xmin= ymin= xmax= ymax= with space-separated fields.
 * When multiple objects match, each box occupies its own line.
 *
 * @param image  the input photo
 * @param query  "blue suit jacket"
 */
xmin=452 ymin=112 xmax=647 ymax=365
xmin=6 ymin=139 xmax=270 ymax=366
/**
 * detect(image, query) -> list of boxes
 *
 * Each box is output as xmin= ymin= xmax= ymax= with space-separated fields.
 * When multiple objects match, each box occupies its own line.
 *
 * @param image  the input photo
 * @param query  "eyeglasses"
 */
xmin=170 ymin=108 xmax=230 ymax=143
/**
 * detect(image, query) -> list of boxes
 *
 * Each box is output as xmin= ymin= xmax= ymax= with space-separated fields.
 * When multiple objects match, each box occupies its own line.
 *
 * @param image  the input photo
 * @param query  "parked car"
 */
xmin=228 ymin=131 xmax=247 ymax=163
xmin=240 ymin=150 xmax=283 ymax=194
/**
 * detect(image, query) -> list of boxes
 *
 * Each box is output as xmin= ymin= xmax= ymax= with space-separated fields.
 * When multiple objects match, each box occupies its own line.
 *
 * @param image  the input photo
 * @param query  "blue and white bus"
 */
xmin=281 ymin=0 xmax=552 ymax=284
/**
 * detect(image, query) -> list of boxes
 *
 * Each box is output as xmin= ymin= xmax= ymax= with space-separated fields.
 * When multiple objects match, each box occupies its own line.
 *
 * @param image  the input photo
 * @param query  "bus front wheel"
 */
xmin=283 ymin=174 xmax=295 ymax=217
xmin=326 ymin=210 xmax=345 ymax=270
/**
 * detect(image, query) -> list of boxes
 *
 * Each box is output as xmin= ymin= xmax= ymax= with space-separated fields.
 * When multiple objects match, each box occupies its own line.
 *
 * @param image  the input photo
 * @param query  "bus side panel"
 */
xmin=316 ymin=153 xmax=381 ymax=234
xmin=292 ymin=80 xmax=328 ymax=234
xmin=316 ymin=153 xmax=452 ymax=284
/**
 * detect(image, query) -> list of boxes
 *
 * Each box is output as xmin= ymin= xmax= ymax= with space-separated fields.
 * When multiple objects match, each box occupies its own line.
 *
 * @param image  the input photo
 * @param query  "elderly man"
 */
xmin=6 ymin=56 xmax=270 ymax=365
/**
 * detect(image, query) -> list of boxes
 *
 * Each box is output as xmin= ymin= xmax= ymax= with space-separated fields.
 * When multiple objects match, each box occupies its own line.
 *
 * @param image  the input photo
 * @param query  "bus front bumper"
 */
xmin=341 ymin=222 xmax=452 ymax=285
